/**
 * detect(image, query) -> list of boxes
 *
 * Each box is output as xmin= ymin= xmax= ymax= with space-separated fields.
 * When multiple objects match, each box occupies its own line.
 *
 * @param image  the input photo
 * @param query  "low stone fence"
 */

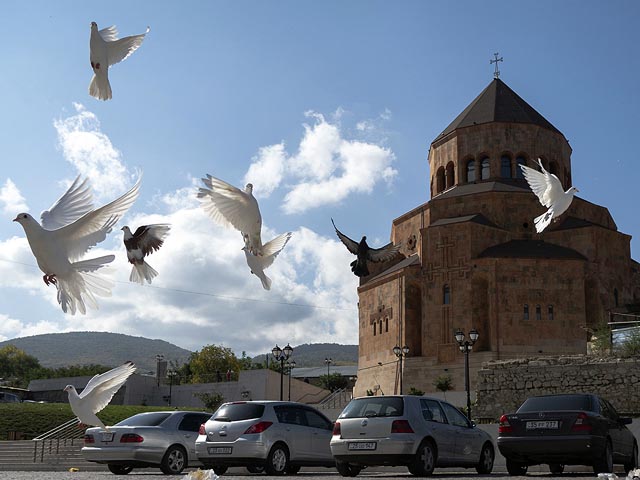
xmin=475 ymin=355 xmax=640 ymax=421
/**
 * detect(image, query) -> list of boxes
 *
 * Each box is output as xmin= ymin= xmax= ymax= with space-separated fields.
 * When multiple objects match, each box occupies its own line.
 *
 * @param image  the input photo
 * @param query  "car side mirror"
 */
xmin=619 ymin=417 xmax=632 ymax=425
xmin=470 ymin=421 xmax=476 ymax=428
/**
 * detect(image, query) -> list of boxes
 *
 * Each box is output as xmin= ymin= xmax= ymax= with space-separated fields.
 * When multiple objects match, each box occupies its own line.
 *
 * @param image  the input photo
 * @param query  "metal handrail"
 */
xmin=32 ymin=418 xmax=86 ymax=463
xmin=318 ymin=388 xmax=351 ymax=409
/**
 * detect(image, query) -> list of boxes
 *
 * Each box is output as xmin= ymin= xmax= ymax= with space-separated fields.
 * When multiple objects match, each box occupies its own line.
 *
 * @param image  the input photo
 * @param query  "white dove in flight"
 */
xmin=64 ymin=361 xmax=136 ymax=430
xmin=242 ymin=232 xmax=292 ymax=290
xmin=197 ymin=174 xmax=263 ymax=255
xmin=13 ymin=176 xmax=141 ymax=314
xmin=520 ymin=158 xmax=579 ymax=233
xmin=121 ymin=224 xmax=171 ymax=284
xmin=89 ymin=22 xmax=150 ymax=101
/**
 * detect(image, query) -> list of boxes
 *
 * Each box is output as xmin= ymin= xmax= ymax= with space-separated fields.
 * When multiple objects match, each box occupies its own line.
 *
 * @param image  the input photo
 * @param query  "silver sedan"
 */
xmin=82 ymin=410 xmax=211 ymax=475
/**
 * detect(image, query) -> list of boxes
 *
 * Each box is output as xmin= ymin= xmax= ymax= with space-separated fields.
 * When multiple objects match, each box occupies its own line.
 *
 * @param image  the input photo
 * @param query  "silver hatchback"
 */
xmin=330 ymin=395 xmax=495 ymax=477
xmin=196 ymin=401 xmax=336 ymax=475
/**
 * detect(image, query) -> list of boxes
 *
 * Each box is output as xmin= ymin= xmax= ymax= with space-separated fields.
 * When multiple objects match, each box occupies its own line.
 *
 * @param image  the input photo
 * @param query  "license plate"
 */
xmin=526 ymin=420 xmax=559 ymax=430
xmin=208 ymin=447 xmax=232 ymax=454
xmin=101 ymin=432 xmax=114 ymax=442
xmin=348 ymin=442 xmax=376 ymax=450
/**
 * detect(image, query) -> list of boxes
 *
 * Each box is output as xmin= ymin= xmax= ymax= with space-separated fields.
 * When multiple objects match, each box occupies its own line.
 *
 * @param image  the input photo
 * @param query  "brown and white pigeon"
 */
xmin=197 ymin=174 xmax=263 ymax=255
xmin=13 ymin=176 xmax=141 ymax=315
xmin=520 ymin=158 xmax=579 ymax=233
xmin=64 ymin=361 xmax=136 ymax=430
xmin=242 ymin=232 xmax=292 ymax=290
xmin=121 ymin=224 xmax=170 ymax=284
xmin=89 ymin=22 xmax=149 ymax=101
xmin=332 ymin=218 xmax=401 ymax=277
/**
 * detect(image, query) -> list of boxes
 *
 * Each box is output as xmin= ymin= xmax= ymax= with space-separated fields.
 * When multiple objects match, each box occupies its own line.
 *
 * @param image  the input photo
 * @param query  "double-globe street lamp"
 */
xmin=454 ymin=328 xmax=479 ymax=421
xmin=272 ymin=343 xmax=293 ymax=401
xmin=393 ymin=345 xmax=410 ymax=394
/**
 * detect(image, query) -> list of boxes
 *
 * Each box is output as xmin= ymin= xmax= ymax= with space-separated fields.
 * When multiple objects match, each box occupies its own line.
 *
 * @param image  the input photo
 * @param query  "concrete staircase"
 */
xmin=0 ymin=439 xmax=106 ymax=472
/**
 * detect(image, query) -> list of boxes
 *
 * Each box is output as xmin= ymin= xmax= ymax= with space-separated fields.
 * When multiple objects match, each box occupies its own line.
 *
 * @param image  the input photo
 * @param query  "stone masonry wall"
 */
xmin=476 ymin=355 xmax=640 ymax=421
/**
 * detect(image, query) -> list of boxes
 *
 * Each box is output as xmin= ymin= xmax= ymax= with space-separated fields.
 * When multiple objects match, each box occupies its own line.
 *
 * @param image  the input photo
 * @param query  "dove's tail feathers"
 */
xmin=533 ymin=209 xmax=554 ymax=233
xmin=89 ymin=70 xmax=112 ymax=101
xmin=258 ymin=272 xmax=272 ymax=291
xmin=130 ymin=261 xmax=158 ymax=285
xmin=56 ymin=268 xmax=114 ymax=315
xmin=72 ymin=255 xmax=115 ymax=272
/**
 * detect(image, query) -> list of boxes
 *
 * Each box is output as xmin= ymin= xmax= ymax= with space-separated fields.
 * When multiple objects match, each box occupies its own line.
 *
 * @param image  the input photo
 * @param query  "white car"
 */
xmin=331 ymin=395 xmax=495 ymax=477
xmin=196 ymin=400 xmax=336 ymax=474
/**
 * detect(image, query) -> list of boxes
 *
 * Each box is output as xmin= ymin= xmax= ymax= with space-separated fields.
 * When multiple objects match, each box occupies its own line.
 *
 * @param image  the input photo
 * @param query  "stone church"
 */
xmin=353 ymin=77 xmax=640 ymax=397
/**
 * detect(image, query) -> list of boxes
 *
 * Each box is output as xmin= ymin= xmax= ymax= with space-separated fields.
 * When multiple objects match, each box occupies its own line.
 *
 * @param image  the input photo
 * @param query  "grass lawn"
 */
xmin=0 ymin=403 xmax=208 ymax=440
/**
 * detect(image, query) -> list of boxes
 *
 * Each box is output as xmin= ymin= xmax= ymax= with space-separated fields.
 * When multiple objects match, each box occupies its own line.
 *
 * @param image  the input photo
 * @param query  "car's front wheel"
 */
xmin=160 ymin=445 xmax=187 ymax=475
xmin=107 ymin=464 xmax=133 ymax=475
xmin=506 ymin=458 xmax=528 ymax=476
xmin=476 ymin=442 xmax=495 ymax=474
xmin=594 ymin=440 xmax=614 ymax=474
xmin=408 ymin=440 xmax=436 ymax=476
xmin=336 ymin=460 xmax=362 ymax=477
xmin=624 ymin=442 xmax=638 ymax=473
xmin=265 ymin=443 xmax=289 ymax=475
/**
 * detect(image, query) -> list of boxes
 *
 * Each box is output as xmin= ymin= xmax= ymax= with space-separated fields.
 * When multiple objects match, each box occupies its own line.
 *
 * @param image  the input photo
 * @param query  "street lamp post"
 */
xmin=324 ymin=357 xmax=332 ymax=376
xmin=167 ymin=369 xmax=176 ymax=406
xmin=286 ymin=360 xmax=296 ymax=401
xmin=454 ymin=328 xmax=479 ymax=421
xmin=392 ymin=345 xmax=410 ymax=394
xmin=272 ymin=343 xmax=293 ymax=401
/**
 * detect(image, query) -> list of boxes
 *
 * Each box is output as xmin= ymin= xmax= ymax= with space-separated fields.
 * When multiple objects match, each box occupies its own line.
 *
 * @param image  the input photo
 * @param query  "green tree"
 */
xmin=189 ymin=345 xmax=241 ymax=383
xmin=194 ymin=392 xmax=225 ymax=412
xmin=319 ymin=372 xmax=348 ymax=392
xmin=588 ymin=321 xmax=612 ymax=356
xmin=433 ymin=374 xmax=454 ymax=400
xmin=0 ymin=345 xmax=42 ymax=387
xmin=619 ymin=329 xmax=640 ymax=357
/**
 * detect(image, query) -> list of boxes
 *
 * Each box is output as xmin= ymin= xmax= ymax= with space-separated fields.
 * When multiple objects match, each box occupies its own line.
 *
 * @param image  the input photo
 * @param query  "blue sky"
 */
xmin=0 ymin=0 xmax=638 ymax=359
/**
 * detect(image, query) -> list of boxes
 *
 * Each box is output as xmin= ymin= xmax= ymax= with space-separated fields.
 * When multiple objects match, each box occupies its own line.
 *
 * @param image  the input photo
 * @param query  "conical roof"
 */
xmin=434 ymin=78 xmax=561 ymax=142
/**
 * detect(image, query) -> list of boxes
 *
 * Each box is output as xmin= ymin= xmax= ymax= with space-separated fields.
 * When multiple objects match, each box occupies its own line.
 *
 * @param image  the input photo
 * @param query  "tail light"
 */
xmin=244 ymin=421 xmax=273 ymax=434
xmin=332 ymin=421 xmax=341 ymax=436
xmin=571 ymin=412 xmax=592 ymax=432
xmin=199 ymin=423 xmax=206 ymax=435
xmin=120 ymin=433 xmax=144 ymax=443
xmin=83 ymin=434 xmax=94 ymax=444
xmin=391 ymin=420 xmax=414 ymax=433
xmin=498 ymin=415 xmax=513 ymax=433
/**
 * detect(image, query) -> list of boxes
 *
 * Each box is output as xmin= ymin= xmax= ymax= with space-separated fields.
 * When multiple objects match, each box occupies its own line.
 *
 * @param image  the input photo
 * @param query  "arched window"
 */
xmin=446 ymin=162 xmax=455 ymax=188
xmin=373 ymin=324 xmax=376 ymax=336
xmin=385 ymin=318 xmax=389 ymax=332
xmin=466 ymin=160 xmax=476 ymax=182
xmin=443 ymin=285 xmax=450 ymax=305
xmin=501 ymin=155 xmax=512 ymax=178
xmin=548 ymin=305 xmax=554 ymax=321
xmin=535 ymin=305 xmax=542 ymax=321
xmin=436 ymin=167 xmax=445 ymax=193
xmin=523 ymin=304 xmax=529 ymax=320
xmin=515 ymin=156 xmax=526 ymax=179
xmin=481 ymin=157 xmax=490 ymax=180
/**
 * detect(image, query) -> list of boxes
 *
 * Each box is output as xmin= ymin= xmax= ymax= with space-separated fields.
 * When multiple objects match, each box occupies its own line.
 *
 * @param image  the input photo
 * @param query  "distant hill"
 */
xmin=0 ymin=332 xmax=192 ymax=373
xmin=0 ymin=333 xmax=358 ymax=373
xmin=252 ymin=343 xmax=358 ymax=367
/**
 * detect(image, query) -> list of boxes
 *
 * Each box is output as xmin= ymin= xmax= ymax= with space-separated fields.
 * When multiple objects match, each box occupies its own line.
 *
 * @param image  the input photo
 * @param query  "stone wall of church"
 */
xmin=475 ymin=356 xmax=640 ymax=421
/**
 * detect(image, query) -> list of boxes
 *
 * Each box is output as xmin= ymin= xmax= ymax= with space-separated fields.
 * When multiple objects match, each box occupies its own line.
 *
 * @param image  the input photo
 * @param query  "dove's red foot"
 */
xmin=90 ymin=61 xmax=101 ymax=71
xmin=43 ymin=274 xmax=57 ymax=286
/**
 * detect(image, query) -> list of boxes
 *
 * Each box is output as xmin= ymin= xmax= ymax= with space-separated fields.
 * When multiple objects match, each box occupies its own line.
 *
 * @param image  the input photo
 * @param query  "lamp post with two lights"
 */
xmin=392 ymin=345 xmax=410 ymax=394
xmin=454 ymin=328 xmax=479 ymax=420
xmin=272 ymin=343 xmax=293 ymax=401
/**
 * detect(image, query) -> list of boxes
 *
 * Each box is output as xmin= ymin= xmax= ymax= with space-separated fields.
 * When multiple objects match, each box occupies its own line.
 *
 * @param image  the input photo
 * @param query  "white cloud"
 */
xmin=54 ymin=103 xmax=133 ymax=200
xmin=0 ymin=179 xmax=28 ymax=216
xmin=244 ymin=110 xmax=397 ymax=214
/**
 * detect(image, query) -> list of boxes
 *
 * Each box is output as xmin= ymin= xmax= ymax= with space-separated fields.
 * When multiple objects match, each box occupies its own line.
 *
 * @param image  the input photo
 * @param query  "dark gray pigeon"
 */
xmin=332 ymin=218 xmax=401 ymax=277
xmin=121 ymin=224 xmax=170 ymax=284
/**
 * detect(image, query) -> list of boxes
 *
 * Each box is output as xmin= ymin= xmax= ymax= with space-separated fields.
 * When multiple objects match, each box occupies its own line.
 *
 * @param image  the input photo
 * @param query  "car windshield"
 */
xmin=339 ymin=397 xmax=404 ymax=418
xmin=115 ymin=412 xmax=172 ymax=427
xmin=213 ymin=402 xmax=265 ymax=422
xmin=517 ymin=395 xmax=594 ymax=413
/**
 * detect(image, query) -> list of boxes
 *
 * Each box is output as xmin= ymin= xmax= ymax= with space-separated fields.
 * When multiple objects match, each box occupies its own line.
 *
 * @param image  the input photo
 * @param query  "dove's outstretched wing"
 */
xmin=198 ymin=175 xmax=262 ymax=234
xmin=106 ymin=27 xmax=150 ymax=66
xmin=53 ymin=177 xmax=141 ymax=262
xmin=260 ymin=232 xmax=292 ymax=270
xmin=80 ymin=362 xmax=136 ymax=413
xmin=40 ymin=176 xmax=94 ymax=230
xmin=331 ymin=218 xmax=359 ymax=255
xmin=132 ymin=224 xmax=171 ymax=256
xmin=98 ymin=25 xmax=119 ymax=42
xmin=520 ymin=159 xmax=564 ymax=208
xmin=367 ymin=243 xmax=402 ymax=263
